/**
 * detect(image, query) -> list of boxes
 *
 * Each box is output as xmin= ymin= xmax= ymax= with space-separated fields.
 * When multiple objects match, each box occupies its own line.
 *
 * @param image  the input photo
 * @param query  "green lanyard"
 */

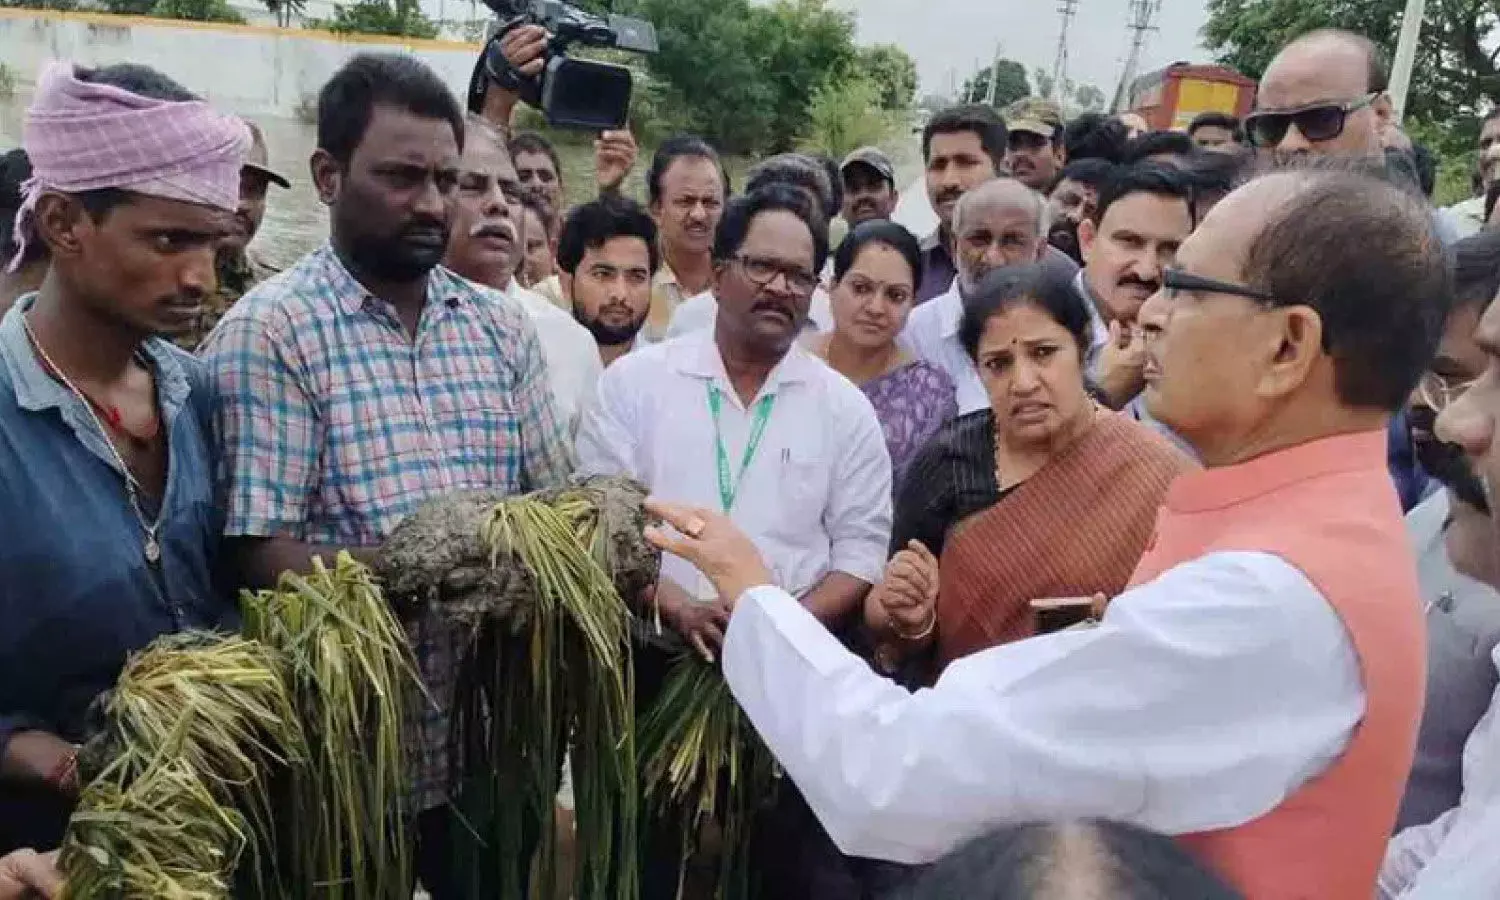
xmin=707 ymin=384 xmax=777 ymax=514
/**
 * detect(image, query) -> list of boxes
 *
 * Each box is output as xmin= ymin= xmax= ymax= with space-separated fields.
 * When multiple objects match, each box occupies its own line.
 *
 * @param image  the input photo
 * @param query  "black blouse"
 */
xmin=891 ymin=409 xmax=1009 ymax=557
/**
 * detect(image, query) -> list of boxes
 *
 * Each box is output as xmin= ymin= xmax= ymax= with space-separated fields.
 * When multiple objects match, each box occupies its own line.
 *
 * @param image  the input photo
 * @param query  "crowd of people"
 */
xmin=3 ymin=20 xmax=1500 ymax=900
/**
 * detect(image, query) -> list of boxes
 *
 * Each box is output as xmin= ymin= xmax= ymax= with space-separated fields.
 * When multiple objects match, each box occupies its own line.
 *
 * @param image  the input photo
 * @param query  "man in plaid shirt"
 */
xmin=200 ymin=53 xmax=572 ymax=897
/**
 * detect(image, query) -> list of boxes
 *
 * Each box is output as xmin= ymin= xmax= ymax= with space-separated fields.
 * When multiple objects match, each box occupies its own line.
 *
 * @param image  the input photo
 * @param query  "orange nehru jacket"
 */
xmin=1128 ymin=430 xmax=1426 ymax=900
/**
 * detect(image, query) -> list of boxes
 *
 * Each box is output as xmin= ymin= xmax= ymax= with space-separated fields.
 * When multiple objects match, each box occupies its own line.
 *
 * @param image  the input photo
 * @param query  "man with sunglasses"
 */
xmin=641 ymin=166 xmax=1448 ymax=899
xmin=1248 ymin=29 xmax=1395 ymax=158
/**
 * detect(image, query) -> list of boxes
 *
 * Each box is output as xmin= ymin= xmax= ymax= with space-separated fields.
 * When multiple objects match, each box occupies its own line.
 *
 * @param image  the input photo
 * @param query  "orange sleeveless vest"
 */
xmin=1128 ymin=430 xmax=1425 ymax=900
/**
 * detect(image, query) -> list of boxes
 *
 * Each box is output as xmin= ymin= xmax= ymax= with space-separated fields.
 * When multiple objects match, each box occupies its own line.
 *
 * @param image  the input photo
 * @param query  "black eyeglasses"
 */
xmin=1244 ymin=93 xmax=1378 ymax=148
xmin=1162 ymin=268 xmax=1275 ymax=304
xmin=732 ymin=254 xmax=821 ymax=296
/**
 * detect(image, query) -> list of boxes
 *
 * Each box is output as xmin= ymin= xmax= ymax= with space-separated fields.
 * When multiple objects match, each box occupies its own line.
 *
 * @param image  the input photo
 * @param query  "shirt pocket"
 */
xmin=771 ymin=442 xmax=830 ymax=531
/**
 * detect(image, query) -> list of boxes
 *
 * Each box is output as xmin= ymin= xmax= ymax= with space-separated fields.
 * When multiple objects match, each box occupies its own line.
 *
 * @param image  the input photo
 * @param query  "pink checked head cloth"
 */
xmin=7 ymin=60 xmax=252 ymax=272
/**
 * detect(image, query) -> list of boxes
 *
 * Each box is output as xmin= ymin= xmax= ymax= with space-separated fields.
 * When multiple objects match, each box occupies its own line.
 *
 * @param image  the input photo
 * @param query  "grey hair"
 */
xmin=952 ymin=177 xmax=1051 ymax=239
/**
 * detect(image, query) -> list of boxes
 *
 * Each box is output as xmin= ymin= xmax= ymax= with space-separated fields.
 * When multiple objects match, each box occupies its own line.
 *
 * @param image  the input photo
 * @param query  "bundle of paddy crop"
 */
xmin=637 ymin=655 xmax=782 ymax=900
xmin=377 ymin=476 xmax=657 ymax=900
xmin=59 ymin=631 xmax=305 ymax=899
xmin=238 ymin=552 xmax=422 ymax=900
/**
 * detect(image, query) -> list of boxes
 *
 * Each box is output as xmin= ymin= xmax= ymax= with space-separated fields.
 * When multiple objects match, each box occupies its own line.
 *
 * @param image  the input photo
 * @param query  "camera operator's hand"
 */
xmin=595 ymin=130 xmax=637 ymax=195
xmin=501 ymin=24 xmax=550 ymax=78
xmin=480 ymin=24 xmax=552 ymax=129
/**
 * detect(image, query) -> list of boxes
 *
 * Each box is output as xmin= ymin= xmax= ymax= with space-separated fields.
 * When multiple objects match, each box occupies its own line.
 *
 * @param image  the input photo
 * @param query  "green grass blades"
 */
xmin=638 ymin=656 xmax=782 ymax=900
xmin=59 ymin=633 xmax=302 ymax=899
xmin=238 ymin=552 xmax=422 ymax=900
xmin=452 ymin=489 xmax=638 ymax=900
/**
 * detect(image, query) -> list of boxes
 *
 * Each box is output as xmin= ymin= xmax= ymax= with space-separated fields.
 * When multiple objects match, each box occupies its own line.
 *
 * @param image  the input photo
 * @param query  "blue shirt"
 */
xmin=0 ymin=298 xmax=233 ymax=763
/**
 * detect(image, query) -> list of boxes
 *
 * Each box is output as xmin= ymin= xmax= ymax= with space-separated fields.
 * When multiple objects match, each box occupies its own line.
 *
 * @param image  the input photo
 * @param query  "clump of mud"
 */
xmin=374 ymin=475 xmax=660 ymax=626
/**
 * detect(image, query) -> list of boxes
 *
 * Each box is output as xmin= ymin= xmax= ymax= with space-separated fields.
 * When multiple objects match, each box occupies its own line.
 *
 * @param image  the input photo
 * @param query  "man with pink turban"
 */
xmin=0 ymin=61 xmax=245 ymax=856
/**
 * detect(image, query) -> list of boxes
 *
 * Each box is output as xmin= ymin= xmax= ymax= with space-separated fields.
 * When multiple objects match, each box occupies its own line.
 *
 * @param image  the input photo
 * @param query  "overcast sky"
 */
xmin=828 ymin=0 xmax=1212 ymax=99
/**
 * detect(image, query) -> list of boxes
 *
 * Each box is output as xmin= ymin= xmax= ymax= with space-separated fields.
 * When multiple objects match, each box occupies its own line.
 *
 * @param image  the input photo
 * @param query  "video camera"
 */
xmin=468 ymin=0 xmax=658 ymax=131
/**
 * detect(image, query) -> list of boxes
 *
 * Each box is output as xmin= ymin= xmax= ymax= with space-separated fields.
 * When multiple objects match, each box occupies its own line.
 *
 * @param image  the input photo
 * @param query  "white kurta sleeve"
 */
xmin=573 ymin=363 xmax=639 ymax=478
xmin=1380 ymin=807 xmax=1459 ymax=898
xmin=823 ymin=392 xmax=892 ymax=585
xmin=721 ymin=551 xmax=1365 ymax=864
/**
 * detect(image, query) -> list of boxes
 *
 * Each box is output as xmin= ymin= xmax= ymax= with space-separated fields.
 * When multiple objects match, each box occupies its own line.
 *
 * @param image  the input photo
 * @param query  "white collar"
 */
xmin=936 ymin=277 xmax=965 ymax=339
xmin=671 ymin=325 xmax=819 ymax=396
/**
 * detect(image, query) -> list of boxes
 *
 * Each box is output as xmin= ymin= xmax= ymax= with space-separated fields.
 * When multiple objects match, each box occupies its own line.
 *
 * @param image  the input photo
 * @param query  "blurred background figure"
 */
xmin=893 ymin=820 xmax=1244 ymax=900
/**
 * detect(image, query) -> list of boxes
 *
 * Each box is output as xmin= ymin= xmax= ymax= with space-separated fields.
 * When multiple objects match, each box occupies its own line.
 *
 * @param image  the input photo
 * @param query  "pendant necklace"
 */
xmin=22 ymin=315 xmax=163 ymax=565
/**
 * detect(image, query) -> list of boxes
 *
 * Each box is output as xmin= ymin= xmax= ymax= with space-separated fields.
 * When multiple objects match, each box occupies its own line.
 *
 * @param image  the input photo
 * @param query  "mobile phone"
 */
xmin=1030 ymin=596 xmax=1099 ymax=635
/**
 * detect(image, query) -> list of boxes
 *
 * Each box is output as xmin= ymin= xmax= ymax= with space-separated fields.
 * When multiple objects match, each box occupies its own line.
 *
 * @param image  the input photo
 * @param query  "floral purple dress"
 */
xmin=864 ymin=359 xmax=959 ymax=489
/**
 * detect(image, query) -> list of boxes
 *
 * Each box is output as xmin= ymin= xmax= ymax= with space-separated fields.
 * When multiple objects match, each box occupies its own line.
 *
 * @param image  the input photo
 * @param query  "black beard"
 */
xmin=575 ymin=308 xmax=646 ymax=347
xmin=338 ymin=219 xmax=450 ymax=284
xmin=1048 ymin=220 xmax=1083 ymax=265
xmin=1411 ymin=405 xmax=1491 ymax=515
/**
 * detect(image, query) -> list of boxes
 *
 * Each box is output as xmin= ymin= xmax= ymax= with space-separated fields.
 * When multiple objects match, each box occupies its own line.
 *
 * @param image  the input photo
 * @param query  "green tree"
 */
xmin=1074 ymin=83 xmax=1107 ymax=111
xmin=798 ymin=74 xmax=892 ymax=157
xmin=1034 ymin=67 xmax=1055 ymax=100
xmin=961 ymin=59 xmax=1030 ymax=108
xmin=856 ymin=43 xmax=918 ymax=110
xmin=315 ymin=0 xmax=437 ymax=38
xmin=149 ymin=0 xmax=243 ymax=21
xmin=262 ymin=0 xmax=307 ymax=26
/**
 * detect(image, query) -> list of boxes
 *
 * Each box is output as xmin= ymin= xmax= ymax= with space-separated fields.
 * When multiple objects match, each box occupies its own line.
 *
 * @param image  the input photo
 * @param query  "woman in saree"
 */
xmin=865 ymin=263 xmax=1195 ymax=679
xmin=813 ymin=221 xmax=957 ymax=488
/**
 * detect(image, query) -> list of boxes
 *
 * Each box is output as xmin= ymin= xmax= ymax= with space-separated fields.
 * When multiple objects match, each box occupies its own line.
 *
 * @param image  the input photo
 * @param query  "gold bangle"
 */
xmin=889 ymin=606 xmax=936 ymax=643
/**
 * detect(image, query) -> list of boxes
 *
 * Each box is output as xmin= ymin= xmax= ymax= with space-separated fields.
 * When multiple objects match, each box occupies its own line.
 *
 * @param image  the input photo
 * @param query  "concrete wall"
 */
xmin=0 ymin=9 xmax=487 ymax=118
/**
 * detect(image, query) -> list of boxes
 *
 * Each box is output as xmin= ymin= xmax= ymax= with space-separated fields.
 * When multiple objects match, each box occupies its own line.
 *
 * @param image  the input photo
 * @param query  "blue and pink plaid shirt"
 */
xmin=201 ymin=243 xmax=573 ymax=811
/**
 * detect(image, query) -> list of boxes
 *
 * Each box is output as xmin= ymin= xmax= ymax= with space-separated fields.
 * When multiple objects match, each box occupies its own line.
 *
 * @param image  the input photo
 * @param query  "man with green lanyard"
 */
xmin=575 ymin=182 xmax=891 ymax=660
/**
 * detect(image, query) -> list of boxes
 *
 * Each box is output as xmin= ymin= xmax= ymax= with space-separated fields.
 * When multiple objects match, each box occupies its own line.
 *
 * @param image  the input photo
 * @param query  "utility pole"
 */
xmin=1051 ymin=0 xmax=1080 ymax=103
xmin=1110 ymin=0 xmax=1161 ymax=112
xmin=1389 ymin=0 xmax=1427 ymax=123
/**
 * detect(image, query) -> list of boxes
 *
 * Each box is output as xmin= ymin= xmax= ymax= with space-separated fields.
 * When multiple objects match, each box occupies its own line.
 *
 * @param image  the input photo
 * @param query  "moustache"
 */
xmin=469 ymin=221 xmax=516 ymax=242
xmin=935 ymin=188 xmax=964 ymax=207
xmin=1118 ymin=276 xmax=1160 ymax=293
xmin=1411 ymin=405 xmax=1492 ymax=515
xmin=401 ymin=217 xmax=449 ymax=239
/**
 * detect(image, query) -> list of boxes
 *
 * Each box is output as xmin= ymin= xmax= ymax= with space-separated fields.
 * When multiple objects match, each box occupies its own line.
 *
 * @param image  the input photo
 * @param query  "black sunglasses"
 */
xmin=1162 ymin=268 xmax=1275 ymax=304
xmin=1244 ymin=93 xmax=1378 ymax=148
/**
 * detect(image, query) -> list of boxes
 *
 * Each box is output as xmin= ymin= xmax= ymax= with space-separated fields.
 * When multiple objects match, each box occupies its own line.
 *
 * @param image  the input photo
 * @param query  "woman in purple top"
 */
xmin=813 ymin=221 xmax=958 ymax=488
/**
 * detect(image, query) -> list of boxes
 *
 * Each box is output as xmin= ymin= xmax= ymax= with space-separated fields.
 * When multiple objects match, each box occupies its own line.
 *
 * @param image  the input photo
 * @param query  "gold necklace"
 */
xmin=22 ymin=314 xmax=163 ymax=565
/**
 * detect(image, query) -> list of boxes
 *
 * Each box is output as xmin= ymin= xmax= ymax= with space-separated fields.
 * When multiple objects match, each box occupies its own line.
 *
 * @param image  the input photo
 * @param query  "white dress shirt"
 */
xmin=575 ymin=327 xmax=891 ymax=600
xmin=899 ymin=279 xmax=987 ymax=416
xmin=720 ymin=551 xmax=1364 ymax=865
xmin=664 ymin=288 xmax=835 ymax=343
xmin=506 ymin=280 xmax=602 ymax=435
xmin=1381 ymin=650 xmax=1500 ymax=898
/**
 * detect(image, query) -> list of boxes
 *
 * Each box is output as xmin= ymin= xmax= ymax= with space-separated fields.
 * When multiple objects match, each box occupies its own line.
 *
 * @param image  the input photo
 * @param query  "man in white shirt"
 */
xmin=576 ymin=184 xmax=890 ymax=659
xmin=901 ymin=177 xmax=1049 ymax=415
xmin=646 ymin=166 xmax=1449 ymax=898
xmin=555 ymin=194 xmax=658 ymax=368
xmin=443 ymin=114 xmax=600 ymax=432
xmin=665 ymin=154 xmax=838 ymax=343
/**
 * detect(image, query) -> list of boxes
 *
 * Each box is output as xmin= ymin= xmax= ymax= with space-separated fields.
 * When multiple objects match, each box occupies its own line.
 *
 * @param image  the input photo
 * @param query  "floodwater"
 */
xmin=2 ymin=93 xmax=934 ymax=265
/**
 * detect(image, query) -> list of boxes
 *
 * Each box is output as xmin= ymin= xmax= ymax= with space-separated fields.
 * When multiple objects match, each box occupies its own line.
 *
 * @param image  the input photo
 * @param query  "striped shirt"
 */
xmin=201 ymin=243 xmax=573 ymax=810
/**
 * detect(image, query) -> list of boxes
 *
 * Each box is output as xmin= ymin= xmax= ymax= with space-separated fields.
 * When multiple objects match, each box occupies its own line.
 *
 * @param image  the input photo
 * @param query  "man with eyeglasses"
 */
xmin=642 ymin=166 xmax=1448 ymax=899
xmin=1379 ymin=231 xmax=1500 ymax=898
xmin=574 ymin=183 xmax=891 ymax=896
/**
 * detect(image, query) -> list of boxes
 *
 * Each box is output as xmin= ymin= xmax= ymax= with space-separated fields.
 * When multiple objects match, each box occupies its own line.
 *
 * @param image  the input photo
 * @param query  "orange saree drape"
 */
xmin=934 ymin=412 xmax=1195 ymax=672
